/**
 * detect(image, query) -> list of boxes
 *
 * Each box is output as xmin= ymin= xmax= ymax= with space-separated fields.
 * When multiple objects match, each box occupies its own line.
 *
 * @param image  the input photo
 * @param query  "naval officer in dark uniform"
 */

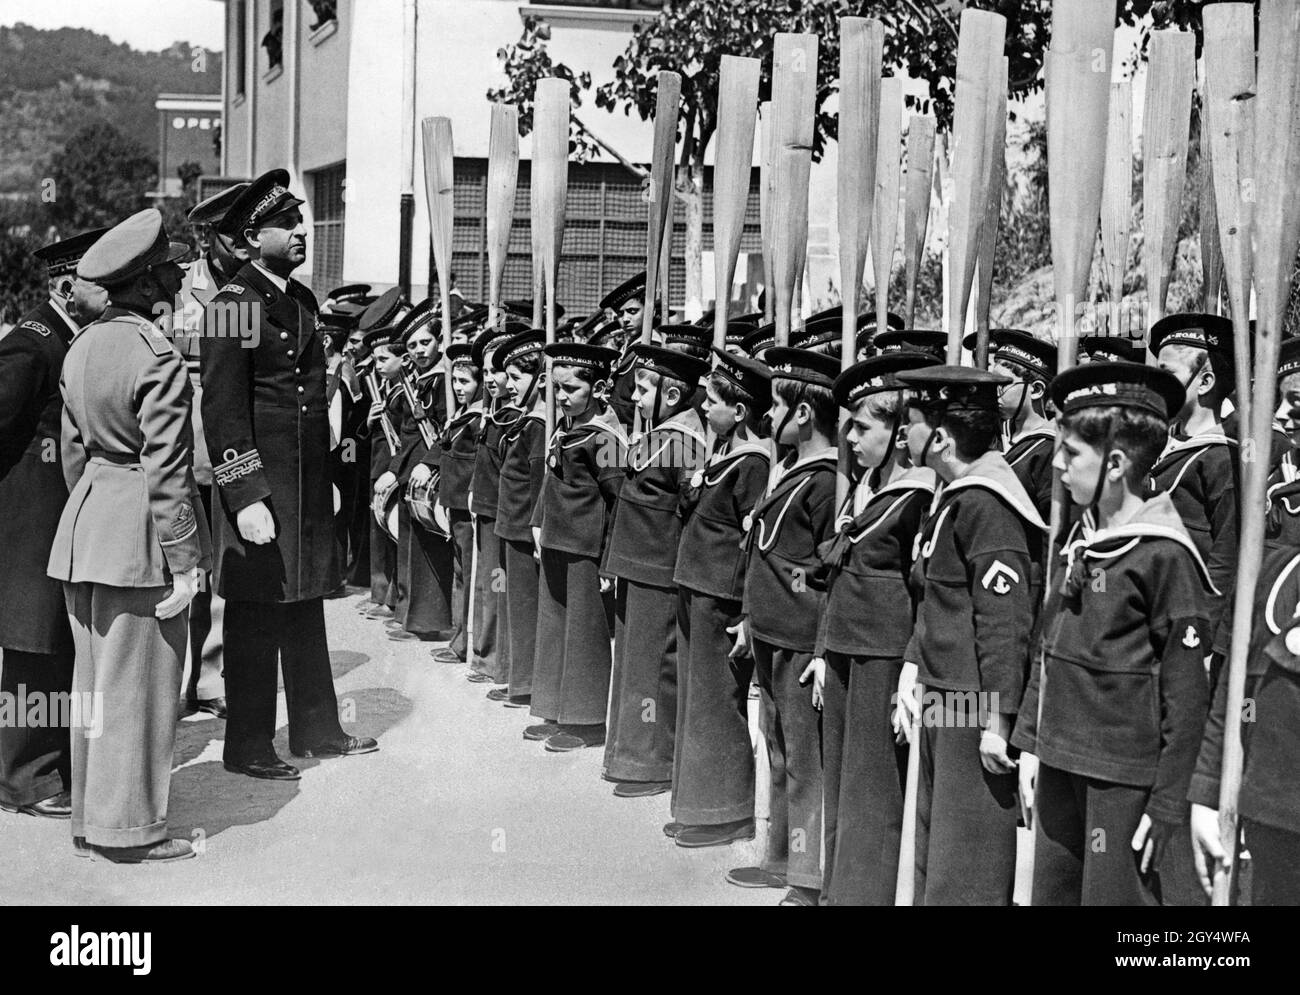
xmin=0 ymin=226 xmax=106 ymax=820
xmin=200 ymin=169 xmax=378 ymax=780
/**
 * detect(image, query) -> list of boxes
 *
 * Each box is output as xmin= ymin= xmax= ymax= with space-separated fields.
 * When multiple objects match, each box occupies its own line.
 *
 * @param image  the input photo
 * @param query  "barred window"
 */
xmin=311 ymin=162 xmax=346 ymax=295
xmin=432 ymin=158 xmax=761 ymax=316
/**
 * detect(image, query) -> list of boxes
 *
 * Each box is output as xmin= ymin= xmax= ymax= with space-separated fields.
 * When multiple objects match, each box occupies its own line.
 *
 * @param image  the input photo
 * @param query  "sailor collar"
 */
xmin=1065 ymin=492 xmax=1219 ymax=596
xmin=835 ymin=470 xmax=935 ymax=541
xmin=691 ymin=438 xmax=773 ymax=490
xmin=940 ymin=451 xmax=1050 ymax=533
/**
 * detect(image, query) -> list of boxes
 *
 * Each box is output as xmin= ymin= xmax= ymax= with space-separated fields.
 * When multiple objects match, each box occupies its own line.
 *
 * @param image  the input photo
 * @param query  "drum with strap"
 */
xmin=371 ymin=482 xmax=401 ymax=541
xmin=406 ymin=469 xmax=449 ymax=539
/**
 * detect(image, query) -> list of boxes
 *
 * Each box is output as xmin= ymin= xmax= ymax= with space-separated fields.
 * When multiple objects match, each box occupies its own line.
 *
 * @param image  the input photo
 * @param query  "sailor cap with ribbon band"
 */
xmin=501 ymin=299 xmax=540 ymax=321
xmin=741 ymin=323 xmax=777 ymax=359
xmin=396 ymin=297 xmax=438 ymax=342
xmin=76 ymin=209 xmax=190 ymax=287
xmin=628 ymin=343 xmax=709 ymax=385
xmin=1277 ymin=337 xmax=1300 ymax=379
xmin=471 ymin=321 xmax=528 ymax=369
xmin=585 ymin=317 xmax=626 ymax=347
xmin=34 ymin=226 xmax=110 ymax=278
xmin=494 ymin=328 xmax=546 ymax=372
xmin=325 ymin=283 xmax=374 ymax=306
xmin=216 ymin=168 xmax=305 ymax=237
xmin=709 ymin=346 xmax=773 ymax=413
xmin=599 ymin=271 xmax=647 ymax=312
xmin=358 ymin=287 xmax=410 ymax=334
xmin=360 ymin=323 xmax=407 ymax=356
xmin=1080 ymin=335 xmax=1143 ymax=365
xmin=963 ymin=328 xmax=1057 ymax=383
xmin=722 ymin=321 xmax=756 ymax=350
xmin=1049 ymin=361 xmax=1186 ymax=421
xmin=187 ymin=182 xmax=250 ymax=226
xmin=763 ymin=347 xmax=841 ymax=390
xmin=871 ymin=328 xmax=948 ymax=361
xmin=1147 ymin=312 xmax=1234 ymax=360
xmin=446 ymin=342 xmax=478 ymax=369
xmin=896 ymin=364 xmax=1010 ymax=412
xmin=661 ymin=323 xmax=712 ymax=359
xmin=833 ymin=352 xmax=942 ymax=409
xmin=543 ymin=342 xmax=620 ymax=377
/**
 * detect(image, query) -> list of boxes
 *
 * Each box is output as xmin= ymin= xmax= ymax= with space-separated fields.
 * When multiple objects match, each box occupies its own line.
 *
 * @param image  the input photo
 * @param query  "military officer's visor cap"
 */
xmin=629 ymin=343 xmax=709 ymax=386
xmin=599 ymin=271 xmax=647 ymax=312
xmin=1051 ymin=362 xmax=1185 ymax=421
xmin=962 ymin=328 xmax=1058 ymax=383
xmin=187 ymin=181 xmax=250 ymax=226
xmin=544 ymin=342 xmax=620 ymax=377
xmin=358 ymin=287 xmax=409 ymax=334
xmin=763 ymin=347 xmax=841 ymax=391
xmin=34 ymin=226 xmax=109 ymax=277
xmin=76 ymin=209 xmax=189 ymax=287
xmin=218 ymin=168 xmax=305 ymax=236
xmin=710 ymin=346 xmax=772 ymax=413
xmin=318 ymin=311 xmax=358 ymax=331
xmin=495 ymin=328 xmax=546 ymax=372
xmin=834 ymin=352 xmax=942 ymax=410
xmin=896 ymin=364 xmax=1009 ymax=413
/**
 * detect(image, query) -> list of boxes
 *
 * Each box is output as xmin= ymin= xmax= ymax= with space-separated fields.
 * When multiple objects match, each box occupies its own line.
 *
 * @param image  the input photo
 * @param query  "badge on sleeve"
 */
xmin=981 ymin=560 xmax=1020 ymax=596
xmin=1182 ymin=625 xmax=1201 ymax=650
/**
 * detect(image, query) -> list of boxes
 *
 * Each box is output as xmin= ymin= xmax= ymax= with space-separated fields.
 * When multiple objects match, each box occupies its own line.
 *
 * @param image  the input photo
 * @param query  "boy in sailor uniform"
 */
xmin=668 ymin=349 xmax=773 ymax=849
xmin=804 ymin=351 xmax=940 ymax=905
xmin=893 ymin=365 xmax=1046 ymax=905
xmin=1148 ymin=313 xmax=1238 ymax=626
xmin=602 ymin=345 xmax=709 ymax=793
xmin=725 ymin=348 xmax=840 ymax=907
xmin=1014 ymin=363 xmax=1212 ymax=905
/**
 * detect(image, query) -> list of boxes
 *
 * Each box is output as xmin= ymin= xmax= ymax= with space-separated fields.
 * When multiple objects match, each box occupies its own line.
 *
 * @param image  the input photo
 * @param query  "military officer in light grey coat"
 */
xmin=48 ymin=209 xmax=210 ymax=863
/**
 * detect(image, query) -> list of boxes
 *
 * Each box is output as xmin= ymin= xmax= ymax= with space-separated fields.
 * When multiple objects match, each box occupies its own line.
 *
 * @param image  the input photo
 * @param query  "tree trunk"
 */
xmin=681 ymin=158 xmax=705 ymax=321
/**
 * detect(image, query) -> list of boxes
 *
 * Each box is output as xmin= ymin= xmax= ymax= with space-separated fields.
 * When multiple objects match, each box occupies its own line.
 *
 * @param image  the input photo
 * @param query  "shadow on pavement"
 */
xmin=166 ymin=685 xmax=413 ymax=841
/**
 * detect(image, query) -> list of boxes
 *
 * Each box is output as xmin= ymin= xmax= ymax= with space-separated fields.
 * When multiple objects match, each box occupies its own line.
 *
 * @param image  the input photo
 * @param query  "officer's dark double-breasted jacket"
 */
xmin=0 ymin=299 xmax=78 ymax=652
xmin=199 ymin=262 xmax=340 ymax=603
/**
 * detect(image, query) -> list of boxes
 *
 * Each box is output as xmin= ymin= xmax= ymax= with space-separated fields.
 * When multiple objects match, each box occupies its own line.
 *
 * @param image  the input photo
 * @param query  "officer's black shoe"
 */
xmin=725 ymin=866 xmax=787 ymax=889
xmin=523 ymin=721 xmax=561 ymax=741
xmin=778 ymin=886 xmax=819 ymax=907
xmin=486 ymin=687 xmax=512 ymax=701
xmin=612 ymin=780 xmax=670 ymax=798
xmin=1 ymin=790 xmax=72 ymax=819
xmin=543 ymin=725 xmax=606 ymax=753
xmin=291 ymin=735 xmax=379 ymax=759
xmin=223 ymin=758 xmax=301 ymax=781
xmin=194 ymin=696 xmax=228 ymax=719
xmin=675 ymin=818 xmax=756 ymax=849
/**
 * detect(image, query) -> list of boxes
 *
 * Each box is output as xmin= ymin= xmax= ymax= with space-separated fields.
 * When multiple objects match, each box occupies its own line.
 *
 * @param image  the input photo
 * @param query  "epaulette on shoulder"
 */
xmin=18 ymin=318 xmax=53 ymax=338
xmin=133 ymin=317 xmax=177 ymax=359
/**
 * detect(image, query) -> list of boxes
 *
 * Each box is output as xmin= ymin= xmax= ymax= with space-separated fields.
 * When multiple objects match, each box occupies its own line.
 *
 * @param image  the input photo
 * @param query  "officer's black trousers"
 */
xmin=0 ymin=648 xmax=72 ymax=807
xmin=670 ymin=589 xmax=754 ymax=825
xmin=821 ymin=654 xmax=908 ymax=906
xmin=222 ymin=598 xmax=346 ymax=764
xmin=1031 ymin=763 xmax=1161 ymax=906
xmin=503 ymin=538 xmax=539 ymax=699
xmin=470 ymin=518 xmax=510 ymax=683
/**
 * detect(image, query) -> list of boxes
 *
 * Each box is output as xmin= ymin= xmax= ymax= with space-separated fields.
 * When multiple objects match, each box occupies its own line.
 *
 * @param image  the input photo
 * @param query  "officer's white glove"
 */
xmin=237 ymin=500 xmax=277 ymax=545
xmin=156 ymin=566 xmax=202 ymax=620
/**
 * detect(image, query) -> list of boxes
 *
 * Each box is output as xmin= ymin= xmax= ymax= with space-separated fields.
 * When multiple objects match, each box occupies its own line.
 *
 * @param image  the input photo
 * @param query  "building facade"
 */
xmin=219 ymin=0 xmax=833 ymax=310
xmin=153 ymin=94 xmax=224 ymax=197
